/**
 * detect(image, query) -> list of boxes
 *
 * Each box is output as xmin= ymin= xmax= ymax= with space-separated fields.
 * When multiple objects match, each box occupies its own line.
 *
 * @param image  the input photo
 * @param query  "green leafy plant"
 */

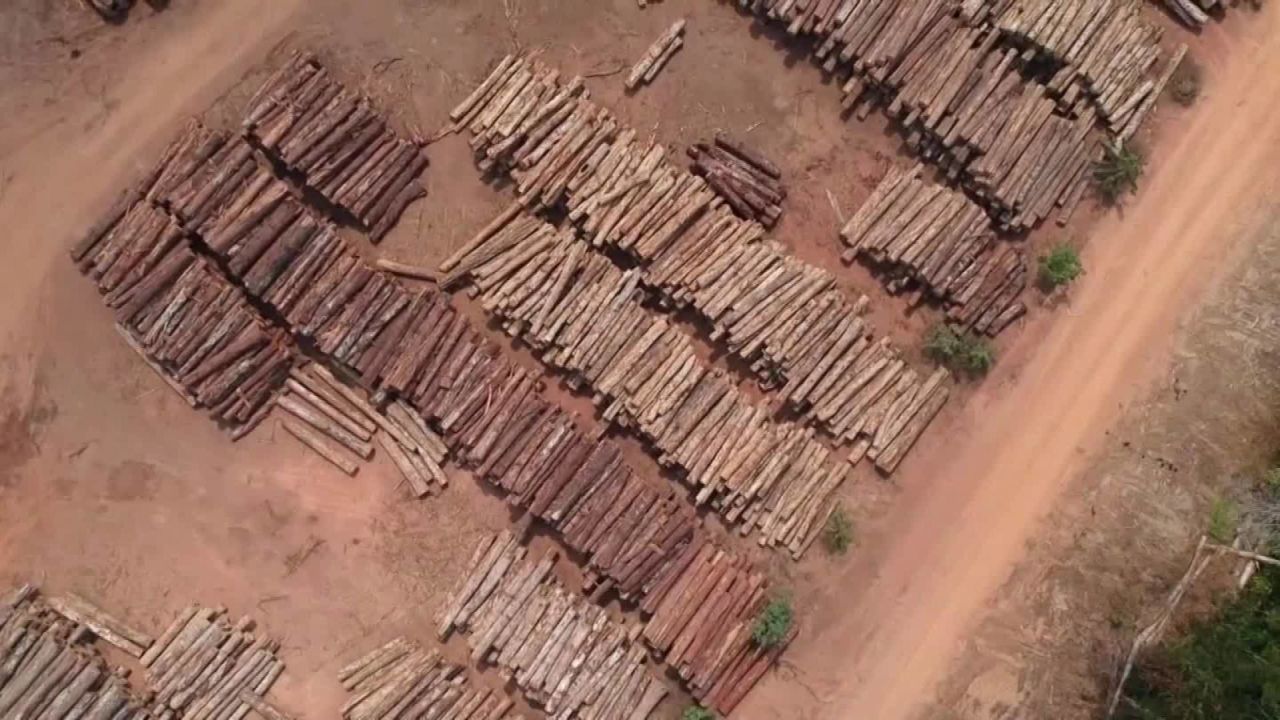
xmin=1121 ymin=567 xmax=1280 ymax=719
xmin=1038 ymin=245 xmax=1083 ymax=290
xmin=682 ymin=705 xmax=715 ymax=720
xmin=925 ymin=324 xmax=995 ymax=377
xmin=1209 ymin=497 xmax=1238 ymax=543
xmin=1093 ymin=141 xmax=1145 ymax=205
xmin=1170 ymin=57 xmax=1202 ymax=107
xmin=752 ymin=596 xmax=794 ymax=648
xmin=824 ymin=506 xmax=855 ymax=555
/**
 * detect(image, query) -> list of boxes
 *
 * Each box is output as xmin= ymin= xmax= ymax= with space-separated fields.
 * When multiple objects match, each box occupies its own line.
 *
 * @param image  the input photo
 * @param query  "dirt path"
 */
xmin=741 ymin=8 xmax=1280 ymax=720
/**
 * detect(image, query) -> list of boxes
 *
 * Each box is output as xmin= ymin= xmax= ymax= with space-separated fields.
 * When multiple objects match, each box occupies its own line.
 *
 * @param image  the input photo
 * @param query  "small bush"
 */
xmin=752 ymin=597 xmax=794 ymax=648
xmin=1264 ymin=466 xmax=1280 ymax=492
xmin=682 ymin=705 xmax=715 ymax=720
xmin=1209 ymin=497 xmax=1238 ymax=543
xmin=925 ymin=324 xmax=995 ymax=377
xmin=1093 ymin=141 xmax=1145 ymax=205
xmin=1038 ymin=245 xmax=1083 ymax=290
xmin=824 ymin=506 xmax=855 ymax=555
xmin=1169 ymin=57 xmax=1202 ymax=107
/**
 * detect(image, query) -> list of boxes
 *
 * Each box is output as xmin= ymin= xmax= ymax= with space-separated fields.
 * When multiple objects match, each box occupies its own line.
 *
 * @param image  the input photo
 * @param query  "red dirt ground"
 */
xmin=1 ymin=1 xmax=1275 ymax=719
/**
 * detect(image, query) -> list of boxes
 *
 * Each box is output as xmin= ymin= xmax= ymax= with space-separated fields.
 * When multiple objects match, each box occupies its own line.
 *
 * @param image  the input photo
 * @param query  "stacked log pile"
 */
xmin=978 ymin=0 xmax=1165 ymax=135
xmin=439 ymin=533 xmax=668 ymax=720
xmin=0 ymin=585 xmax=149 ymax=720
xmin=626 ymin=20 xmax=687 ymax=90
xmin=688 ymin=135 xmax=785 ymax=228
xmin=733 ymin=3 xmax=1140 ymax=230
xmin=241 ymin=53 xmax=428 ymax=241
xmin=452 ymin=58 xmax=951 ymax=473
xmin=72 ymin=201 xmax=296 ymax=435
xmin=1 ymin=585 xmax=287 ymax=720
xmin=142 ymin=604 xmax=286 ymax=719
xmin=839 ymin=165 xmax=1027 ymax=336
xmin=441 ymin=210 xmax=847 ymax=555
xmin=639 ymin=534 xmax=794 ymax=715
xmin=340 ymin=637 xmax=517 ymax=720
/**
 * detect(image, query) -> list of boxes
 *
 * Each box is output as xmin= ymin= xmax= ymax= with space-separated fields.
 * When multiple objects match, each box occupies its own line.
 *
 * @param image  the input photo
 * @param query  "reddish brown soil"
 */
xmin=0 ymin=2 xmax=1272 ymax=720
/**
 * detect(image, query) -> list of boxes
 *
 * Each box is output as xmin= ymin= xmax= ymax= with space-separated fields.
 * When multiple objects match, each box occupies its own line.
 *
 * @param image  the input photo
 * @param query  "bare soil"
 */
xmin=0 ymin=2 xmax=1275 ymax=720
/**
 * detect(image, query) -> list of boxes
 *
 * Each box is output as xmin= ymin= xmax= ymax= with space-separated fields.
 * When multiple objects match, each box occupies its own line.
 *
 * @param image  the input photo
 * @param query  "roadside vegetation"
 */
xmin=1170 ymin=57 xmax=1203 ymax=107
xmin=1120 ymin=465 xmax=1280 ymax=719
xmin=925 ymin=323 xmax=995 ymax=377
xmin=682 ymin=705 xmax=715 ymax=720
xmin=1038 ymin=244 xmax=1083 ymax=291
xmin=824 ymin=505 xmax=854 ymax=556
xmin=1094 ymin=141 xmax=1145 ymax=205
xmin=753 ymin=596 xmax=794 ymax=648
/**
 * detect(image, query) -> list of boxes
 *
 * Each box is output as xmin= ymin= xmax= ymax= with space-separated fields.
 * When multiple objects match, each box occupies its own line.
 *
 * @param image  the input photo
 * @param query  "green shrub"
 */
xmin=1093 ymin=141 xmax=1145 ymax=205
xmin=824 ymin=506 xmax=855 ymax=555
xmin=1209 ymin=497 xmax=1238 ymax=543
xmin=925 ymin=324 xmax=995 ymax=377
xmin=752 ymin=597 xmax=794 ymax=648
xmin=1121 ymin=567 xmax=1280 ymax=719
xmin=1170 ymin=57 xmax=1202 ymax=107
xmin=1038 ymin=245 xmax=1083 ymax=290
xmin=682 ymin=705 xmax=715 ymax=720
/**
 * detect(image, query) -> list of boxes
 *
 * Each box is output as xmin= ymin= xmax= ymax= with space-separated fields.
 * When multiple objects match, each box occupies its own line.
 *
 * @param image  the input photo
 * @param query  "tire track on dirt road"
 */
xmin=742 ymin=7 xmax=1280 ymax=720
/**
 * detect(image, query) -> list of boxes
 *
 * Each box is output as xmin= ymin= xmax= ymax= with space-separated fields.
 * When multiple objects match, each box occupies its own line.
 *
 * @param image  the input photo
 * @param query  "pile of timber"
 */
xmin=0 ymin=585 xmax=150 ymax=720
xmin=339 ymin=638 xmax=518 ymax=720
xmin=452 ymin=58 xmax=951 ymax=473
xmin=441 ymin=210 xmax=847 ymax=555
xmin=839 ymin=165 xmax=1027 ymax=336
xmin=626 ymin=20 xmax=687 ymax=90
xmin=735 ymin=3 xmax=1110 ymax=230
xmin=1 ymin=585 xmax=287 ymax=720
xmin=71 ymin=201 xmax=296 ymax=435
xmin=277 ymin=362 xmax=449 ymax=488
xmin=964 ymin=0 xmax=1168 ymax=134
xmin=1157 ymin=0 xmax=1214 ymax=28
xmin=241 ymin=53 xmax=429 ymax=241
xmin=688 ymin=135 xmax=785 ymax=228
xmin=141 ymin=604 xmax=286 ymax=719
xmin=439 ymin=533 xmax=668 ymax=720
xmin=640 ymin=534 xmax=794 ymax=715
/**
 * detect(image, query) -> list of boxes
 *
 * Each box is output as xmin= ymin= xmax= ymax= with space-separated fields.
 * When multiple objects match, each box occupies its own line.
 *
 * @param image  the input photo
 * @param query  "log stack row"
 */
xmin=439 ymin=533 xmax=668 ymax=720
xmin=442 ymin=209 xmax=847 ymax=555
xmin=966 ymin=0 xmax=1167 ymax=135
xmin=451 ymin=57 xmax=950 ymax=473
xmin=142 ymin=604 xmax=286 ymax=720
xmin=71 ymin=199 xmax=296 ymax=435
xmin=735 ymin=2 xmax=1107 ymax=230
xmin=688 ymin=135 xmax=785 ymax=228
xmin=640 ymin=534 xmax=793 ymax=715
xmin=1 ymin=585 xmax=150 ymax=720
xmin=1 ymin=585 xmax=287 ymax=720
xmin=339 ymin=637 xmax=518 ymax=720
xmin=1156 ymin=0 xmax=1213 ymax=28
xmin=840 ymin=165 xmax=1027 ymax=336
xmin=241 ymin=52 xmax=428 ymax=241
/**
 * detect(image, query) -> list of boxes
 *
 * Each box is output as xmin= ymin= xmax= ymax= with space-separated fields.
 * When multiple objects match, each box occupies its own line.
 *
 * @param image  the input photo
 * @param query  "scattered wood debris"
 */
xmin=339 ymin=637 xmax=519 ymax=720
xmin=451 ymin=56 xmax=951 ymax=473
xmin=1 ymin=585 xmax=286 ymax=720
xmin=443 ymin=209 xmax=847 ymax=553
xmin=626 ymin=20 xmax=686 ymax=90
xmin=242 ymin=52 xmax=429 ymax=241
xmin=840 ymin=165 xmax=1027 ymax=336
xmin=439 ymin=533 xmax=668 ymax=720
xmin=688 ymin=134 xmax=785 ymax=227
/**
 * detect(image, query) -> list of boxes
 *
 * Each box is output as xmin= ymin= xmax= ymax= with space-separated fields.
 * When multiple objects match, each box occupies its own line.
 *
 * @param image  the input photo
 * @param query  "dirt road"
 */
xmin=739 ymin=8 xmax=1280 ymax=720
